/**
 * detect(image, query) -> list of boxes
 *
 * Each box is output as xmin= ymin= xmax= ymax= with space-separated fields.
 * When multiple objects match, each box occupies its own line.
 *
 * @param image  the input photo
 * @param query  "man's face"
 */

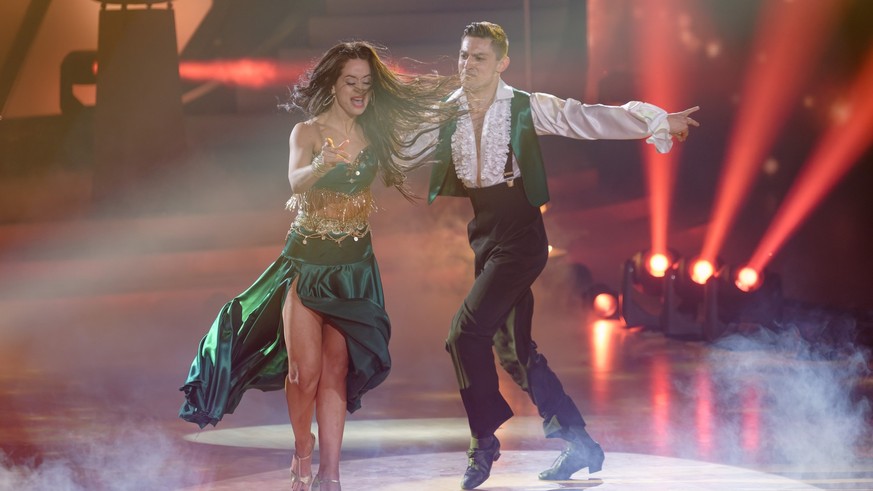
xmin=458 ymin=36 xmax=507 ymax=93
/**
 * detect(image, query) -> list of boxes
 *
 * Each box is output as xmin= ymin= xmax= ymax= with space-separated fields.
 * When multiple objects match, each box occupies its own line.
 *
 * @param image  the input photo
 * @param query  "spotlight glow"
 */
xmin=699 ymin=0 xmax=843 ymax=264
xmin=647 ymin=253 xmax=671 ymax=278
xmin=593 ymin=293 xmax=618 ymax=318
xmin=690 ymin=259 xmax=714 ymax=285
xmin=735 ymin=267 xmax=760 ymax=293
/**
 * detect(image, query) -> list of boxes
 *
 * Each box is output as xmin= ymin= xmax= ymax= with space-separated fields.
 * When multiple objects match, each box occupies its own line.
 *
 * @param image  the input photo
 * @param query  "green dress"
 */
xmin=179 ymin=148 xmax=391 ymax=428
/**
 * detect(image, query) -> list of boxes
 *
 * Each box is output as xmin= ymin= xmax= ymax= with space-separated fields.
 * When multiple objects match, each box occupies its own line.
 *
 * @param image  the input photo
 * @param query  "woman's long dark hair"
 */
xmin=282 ymin=41 xmax=458 ymax=199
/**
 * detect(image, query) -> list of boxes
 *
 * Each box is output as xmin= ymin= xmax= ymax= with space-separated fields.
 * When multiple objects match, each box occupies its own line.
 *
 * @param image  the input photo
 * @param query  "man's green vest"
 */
xmin=427 ymin=89 xmax=550 ymax=207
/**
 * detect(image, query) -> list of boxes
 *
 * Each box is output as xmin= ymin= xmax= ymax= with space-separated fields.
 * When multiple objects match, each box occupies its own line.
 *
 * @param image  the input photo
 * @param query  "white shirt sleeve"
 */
xmin=530 ymin=92 xmax=673 ymax=153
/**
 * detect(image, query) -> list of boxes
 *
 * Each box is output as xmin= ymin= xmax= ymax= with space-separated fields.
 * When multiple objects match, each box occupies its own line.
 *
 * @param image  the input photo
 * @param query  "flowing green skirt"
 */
xmin=179 ymin=231 xmax=391 ymax=428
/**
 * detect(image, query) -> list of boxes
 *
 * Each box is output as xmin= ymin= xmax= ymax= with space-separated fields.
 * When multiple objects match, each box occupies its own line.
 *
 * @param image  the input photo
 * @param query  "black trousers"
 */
xmin=446 ymin=178 xmax=586 ymax=439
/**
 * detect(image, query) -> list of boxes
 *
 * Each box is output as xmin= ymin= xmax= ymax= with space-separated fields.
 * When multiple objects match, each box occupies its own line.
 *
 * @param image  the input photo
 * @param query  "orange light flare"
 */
xmin=690 ymin=258 xmax=715 ymax=285
xmin=591 ymin=319 xmax=615 ymax=374
xmin=589 ymin=319 xmax=623 ymax=411
xmin=179 ymin=59 xmax=310 ymax=88
xmin=646 ymin=252 xmax=671 ymax=278
xmin=178 ymin=59 xmax=413 ymax=89
xmin=746 ymin=46 xmax=873 ymax=274
xmin=592 ymin=293 xmax=618 ymax=318
xmin=699 ymin=0 xmax=844 ymax=264
xmin=734 ymin=266 xmax=761 ymax=293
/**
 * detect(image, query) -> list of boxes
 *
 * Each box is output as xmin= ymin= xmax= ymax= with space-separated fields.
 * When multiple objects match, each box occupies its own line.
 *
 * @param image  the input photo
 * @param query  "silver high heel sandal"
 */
xmin=312 ymin=476 xmax=341 ymax=491
xmin=290 ymin=433 xmax=316 ymax=491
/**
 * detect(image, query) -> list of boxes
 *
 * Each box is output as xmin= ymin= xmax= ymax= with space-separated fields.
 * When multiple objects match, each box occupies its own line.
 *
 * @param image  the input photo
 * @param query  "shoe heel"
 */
xmin=493 ymin=451 xmax=501 ymax=462
xmin=588 ymin=446 xmax=605 ymax=473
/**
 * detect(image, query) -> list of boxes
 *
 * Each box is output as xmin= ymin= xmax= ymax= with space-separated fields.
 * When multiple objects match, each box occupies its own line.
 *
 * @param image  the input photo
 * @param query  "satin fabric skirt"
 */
xmin=179 ymin=231 xmax=391 ymax=428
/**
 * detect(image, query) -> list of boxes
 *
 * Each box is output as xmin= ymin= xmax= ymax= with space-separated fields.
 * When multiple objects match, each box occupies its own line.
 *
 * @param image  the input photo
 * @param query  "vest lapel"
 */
xmin=428 ymin=118 xmax=467 ymax=203
xmin=510 ymin=90 xmax=550 ymax=207
xmin=428 ymin=88 xmax=550 ymax=206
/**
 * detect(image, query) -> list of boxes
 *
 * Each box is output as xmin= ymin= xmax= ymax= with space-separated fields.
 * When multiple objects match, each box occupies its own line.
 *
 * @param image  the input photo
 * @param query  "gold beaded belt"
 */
xmin=286 ymin=188 xmax=375 ymax=245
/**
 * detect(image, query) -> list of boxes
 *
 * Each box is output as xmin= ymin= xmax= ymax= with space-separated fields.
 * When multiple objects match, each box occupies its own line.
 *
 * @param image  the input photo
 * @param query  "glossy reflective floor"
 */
xmin=2 ymin=117 xmax=872 ymax=491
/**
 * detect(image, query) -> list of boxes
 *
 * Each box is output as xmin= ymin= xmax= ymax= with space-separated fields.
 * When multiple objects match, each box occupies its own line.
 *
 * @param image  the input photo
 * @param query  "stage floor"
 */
xmin=1 ymin=140 xmax=872 ymax=490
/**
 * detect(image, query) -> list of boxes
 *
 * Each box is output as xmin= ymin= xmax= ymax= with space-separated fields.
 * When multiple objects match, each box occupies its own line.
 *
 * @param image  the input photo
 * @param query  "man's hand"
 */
xmin=667 ymin=106 xmax=700 ymax=142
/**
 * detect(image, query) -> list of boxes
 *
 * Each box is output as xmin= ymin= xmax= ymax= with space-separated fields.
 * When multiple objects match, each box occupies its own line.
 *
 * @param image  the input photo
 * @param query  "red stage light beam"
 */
xmin=179 ymin=59 xmax=309 ymax=88
xmin=699 ymin=0 xmax=843 ymax=264
xmin=178 ymin=58 xmax=412 ymax=89
xmin=746 ymin=47 xmax=873 ymax=273
xmin=633 ymin=1 xmax=692 ymax=259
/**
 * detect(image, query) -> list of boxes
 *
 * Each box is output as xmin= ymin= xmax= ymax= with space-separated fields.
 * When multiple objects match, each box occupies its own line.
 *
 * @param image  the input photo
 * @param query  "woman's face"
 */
xmin=331 ymin=58 xmax=372 ymax=117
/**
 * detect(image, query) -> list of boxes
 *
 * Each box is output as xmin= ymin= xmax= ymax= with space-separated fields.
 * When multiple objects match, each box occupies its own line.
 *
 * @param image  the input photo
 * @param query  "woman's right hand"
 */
xmin=320 ymin=137 xmax=351 ymax=165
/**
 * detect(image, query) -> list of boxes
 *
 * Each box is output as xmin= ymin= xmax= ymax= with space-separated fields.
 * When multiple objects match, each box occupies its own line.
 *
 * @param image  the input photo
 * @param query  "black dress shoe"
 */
xmin=461 ymin=436 xmax=501 ymax=490
xmin=538 ymin=441 xmax=604 ymax=480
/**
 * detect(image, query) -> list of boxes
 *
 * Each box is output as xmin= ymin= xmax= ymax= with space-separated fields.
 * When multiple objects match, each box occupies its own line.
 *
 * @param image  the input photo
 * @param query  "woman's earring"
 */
xmin=322 ymin=93 xmax=335 ymax=107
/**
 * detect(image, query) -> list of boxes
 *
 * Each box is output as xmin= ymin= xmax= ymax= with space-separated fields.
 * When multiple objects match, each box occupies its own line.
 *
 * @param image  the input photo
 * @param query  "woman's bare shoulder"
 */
xmin=290 ymin=119 xmax=323 ymax=149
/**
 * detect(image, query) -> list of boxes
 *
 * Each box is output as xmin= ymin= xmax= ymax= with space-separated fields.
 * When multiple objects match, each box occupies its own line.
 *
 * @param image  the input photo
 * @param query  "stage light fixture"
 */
xmin=92 ymin=0 xmax=188 ymax=207
xmin=702 ymin=265 xmax=783 ymax=339
xmin=593 ymin=293 xmax=619 ymax=319
xmin=628 ymin=250 xmax=678 ymax=291
xmin=98 ymin=0 xmax=172 ymax=6
xmin=662 ymin=258 xmax=722 ymax=340
xmin=570 ymin=263 xmax=619 ymax=321
xmin=60 ymin=50 xmax=98 ymax=115
xmin=586 ymin=283 xmax=619 ymax=320
xmin=619 ymin=249 xmax=678 ymax=329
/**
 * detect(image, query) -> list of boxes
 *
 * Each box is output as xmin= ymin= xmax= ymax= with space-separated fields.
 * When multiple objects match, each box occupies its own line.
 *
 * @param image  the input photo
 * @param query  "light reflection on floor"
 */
xmin=178 ymin=449 xmax=824 ymax=491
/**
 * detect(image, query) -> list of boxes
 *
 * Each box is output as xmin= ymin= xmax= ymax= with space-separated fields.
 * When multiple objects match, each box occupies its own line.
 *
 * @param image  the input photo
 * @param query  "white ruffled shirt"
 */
xmin=408 ymin=78 xmax=673 ymax=188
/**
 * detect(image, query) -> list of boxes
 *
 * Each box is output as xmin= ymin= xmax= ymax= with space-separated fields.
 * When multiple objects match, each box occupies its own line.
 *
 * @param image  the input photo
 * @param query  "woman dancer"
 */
xmin=179 ymin=41 xmax=454 ymax=491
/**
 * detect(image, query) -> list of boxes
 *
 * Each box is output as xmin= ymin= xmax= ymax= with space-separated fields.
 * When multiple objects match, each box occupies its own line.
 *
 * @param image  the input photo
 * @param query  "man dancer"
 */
xmin=426 ymin=22 xmax=698 ymax=489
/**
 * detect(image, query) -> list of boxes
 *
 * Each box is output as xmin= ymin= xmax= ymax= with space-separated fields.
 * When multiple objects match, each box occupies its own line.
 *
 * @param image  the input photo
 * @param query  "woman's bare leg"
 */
xmin=283 ymin=281 xmax=322 ymax=489
xmin=314 ymin=323 xmax=349 ymax=487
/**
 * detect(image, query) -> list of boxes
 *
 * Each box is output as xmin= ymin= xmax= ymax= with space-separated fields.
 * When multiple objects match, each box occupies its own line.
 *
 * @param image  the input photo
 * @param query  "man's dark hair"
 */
xmin=463 ymin=21 xmax=509 ymax=59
